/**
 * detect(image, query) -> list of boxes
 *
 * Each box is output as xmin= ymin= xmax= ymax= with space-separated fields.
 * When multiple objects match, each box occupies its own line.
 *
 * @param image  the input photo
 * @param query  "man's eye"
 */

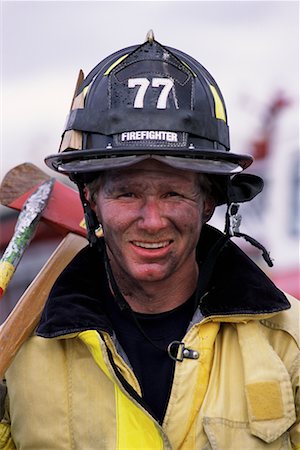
xmin=165 ymin=191 xmax=182 ymax=198
xmin=118 ymin=192 xmax=135 ymax=198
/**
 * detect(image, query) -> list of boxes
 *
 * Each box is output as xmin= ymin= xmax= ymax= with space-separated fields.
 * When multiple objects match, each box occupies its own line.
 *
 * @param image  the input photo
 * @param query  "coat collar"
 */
xmin=36 ymin=225 xmax=290 ymax=338
xmin=196 ymin=226 xmax=290 ymax=318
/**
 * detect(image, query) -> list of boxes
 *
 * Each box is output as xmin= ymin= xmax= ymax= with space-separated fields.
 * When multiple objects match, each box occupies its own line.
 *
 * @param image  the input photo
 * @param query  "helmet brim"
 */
xmin=45 ymin=148 xmax=253 ymax=176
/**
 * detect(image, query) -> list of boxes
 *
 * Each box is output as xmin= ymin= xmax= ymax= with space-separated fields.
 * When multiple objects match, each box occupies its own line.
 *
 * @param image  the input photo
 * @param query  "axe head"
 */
xmin=0 ymin=163 xmax=87 ymax=237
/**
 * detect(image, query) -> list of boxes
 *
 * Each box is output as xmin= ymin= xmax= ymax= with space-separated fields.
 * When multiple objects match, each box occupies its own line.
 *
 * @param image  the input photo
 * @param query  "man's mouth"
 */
xmin=132 ymin=240 xmax=171 ymax=249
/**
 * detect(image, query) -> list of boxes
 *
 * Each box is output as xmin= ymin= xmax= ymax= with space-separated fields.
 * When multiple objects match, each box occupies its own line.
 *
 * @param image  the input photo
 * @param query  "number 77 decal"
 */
xmin=128 ymin=77 xmax=174 ymax=109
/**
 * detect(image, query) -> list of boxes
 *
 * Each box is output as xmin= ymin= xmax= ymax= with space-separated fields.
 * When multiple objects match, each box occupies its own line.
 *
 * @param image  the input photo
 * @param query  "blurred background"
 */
xmin=1 ymin=0 xmax=299 ymax=322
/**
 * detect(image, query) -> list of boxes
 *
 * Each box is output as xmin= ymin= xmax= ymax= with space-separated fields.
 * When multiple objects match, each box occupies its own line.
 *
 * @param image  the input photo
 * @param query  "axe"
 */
xmin=0 ymin=178 xmax=54 ymax=297
xmin=0 ymin=163 xmax=89 ymax=376
xmin=0 ymin=162 xmax=87 ymax=238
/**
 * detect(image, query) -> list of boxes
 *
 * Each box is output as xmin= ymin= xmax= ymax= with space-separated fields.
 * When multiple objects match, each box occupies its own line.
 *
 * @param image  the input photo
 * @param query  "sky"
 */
xmin=1 ymin=0 xmax=299 ymax=276
xmin=1 ymin=1 xmax=298 ymax=178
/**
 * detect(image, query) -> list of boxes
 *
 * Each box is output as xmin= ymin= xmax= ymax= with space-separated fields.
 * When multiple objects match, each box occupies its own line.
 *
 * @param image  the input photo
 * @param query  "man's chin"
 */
xmin=128 ymin=266 xmax=173 ymax=283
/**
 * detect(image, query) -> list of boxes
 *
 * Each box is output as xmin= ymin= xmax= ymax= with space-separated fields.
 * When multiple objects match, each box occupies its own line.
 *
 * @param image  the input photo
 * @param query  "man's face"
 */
xmin=92 ymin=160 xmax=214 ymax=286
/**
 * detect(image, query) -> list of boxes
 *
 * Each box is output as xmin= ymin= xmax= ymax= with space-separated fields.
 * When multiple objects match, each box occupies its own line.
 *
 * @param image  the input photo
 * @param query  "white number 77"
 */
xmin=128 ymin=77 xmax=174 ymax=109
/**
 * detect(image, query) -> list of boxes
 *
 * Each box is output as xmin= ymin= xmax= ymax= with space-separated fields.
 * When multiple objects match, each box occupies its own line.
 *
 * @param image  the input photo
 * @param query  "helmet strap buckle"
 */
xmin=226 ymin=202 xmax=242 ymax=236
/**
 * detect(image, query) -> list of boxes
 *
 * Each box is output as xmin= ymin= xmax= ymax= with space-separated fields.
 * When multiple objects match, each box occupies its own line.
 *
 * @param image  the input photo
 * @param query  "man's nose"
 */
xmin=138 ymin=199 xmax=167 ymax=232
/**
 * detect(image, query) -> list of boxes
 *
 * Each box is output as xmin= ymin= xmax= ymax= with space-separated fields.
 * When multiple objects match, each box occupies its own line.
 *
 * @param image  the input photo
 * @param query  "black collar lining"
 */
xmin=36 ymin=225 xmax=290 ymax=338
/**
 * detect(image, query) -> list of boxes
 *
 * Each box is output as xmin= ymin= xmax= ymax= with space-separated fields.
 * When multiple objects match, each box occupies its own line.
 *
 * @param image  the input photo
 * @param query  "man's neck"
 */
xmin=108 ymin=263 xmax=199 ymax=314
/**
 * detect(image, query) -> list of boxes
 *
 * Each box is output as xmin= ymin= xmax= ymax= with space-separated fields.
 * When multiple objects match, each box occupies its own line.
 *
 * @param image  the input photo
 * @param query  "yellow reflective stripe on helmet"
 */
xmin=104 ymin=54 xmax=129 ymax=75
xmin=83 ymin=86 xmax=90 ymax=98
xmin=79 ymin=330 xmax=164 ymax=449
xmin=209 ymin=85 xmax=226 ymax=122
xmin=181 ymin=60 xmax=196 ymax=77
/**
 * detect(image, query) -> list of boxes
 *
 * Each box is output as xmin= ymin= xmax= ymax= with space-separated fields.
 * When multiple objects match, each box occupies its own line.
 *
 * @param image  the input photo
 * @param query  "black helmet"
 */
xmin=45 ymin=32 xmax=272 ymax=265
xmin=45 ymin=31 xmax=262 ymax=203
xmin=45 ymin=32 xmax=262 ymax=204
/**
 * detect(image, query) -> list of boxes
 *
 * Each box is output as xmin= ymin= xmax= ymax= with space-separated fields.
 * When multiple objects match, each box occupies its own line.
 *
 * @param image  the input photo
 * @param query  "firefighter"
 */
xmin=1 ymin=32 xmax=299 ymax=449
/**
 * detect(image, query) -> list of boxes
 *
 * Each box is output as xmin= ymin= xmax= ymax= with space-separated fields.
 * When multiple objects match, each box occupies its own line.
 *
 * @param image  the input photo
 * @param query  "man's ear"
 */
xmin=84 ymin=186 xmax=103 ymax=223
xmin=202 ymin=197 xmax=216 ymax=223
xmin=84 ymin=186 xmax=96 ymax=209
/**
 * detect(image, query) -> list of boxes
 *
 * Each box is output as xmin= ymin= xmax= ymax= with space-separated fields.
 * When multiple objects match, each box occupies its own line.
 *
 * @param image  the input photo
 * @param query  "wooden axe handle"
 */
xmin=0 ymin=233 xmax=87 ymax=378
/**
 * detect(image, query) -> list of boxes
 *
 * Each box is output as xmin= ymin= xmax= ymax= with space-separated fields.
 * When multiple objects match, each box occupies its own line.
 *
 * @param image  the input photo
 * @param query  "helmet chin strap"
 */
xmin=73 ymin=178 xmax=100 ymax=247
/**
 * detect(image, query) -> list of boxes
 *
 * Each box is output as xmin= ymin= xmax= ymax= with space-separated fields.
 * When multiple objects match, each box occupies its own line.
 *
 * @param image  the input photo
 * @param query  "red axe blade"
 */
xmin=9 ymin=181 xmax=87 ymax=237
xmin=0 ymin=163 xmax=87 ymax=238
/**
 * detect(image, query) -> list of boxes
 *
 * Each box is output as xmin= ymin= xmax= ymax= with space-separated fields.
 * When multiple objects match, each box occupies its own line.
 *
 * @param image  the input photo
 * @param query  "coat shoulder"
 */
xmin=260 ymin=293 xmax=299 ymax=347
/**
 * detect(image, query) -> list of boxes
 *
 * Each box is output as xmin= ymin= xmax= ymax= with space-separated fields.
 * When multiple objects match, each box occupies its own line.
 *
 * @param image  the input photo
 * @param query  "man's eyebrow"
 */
xmin=102 ymin=179 xmax=133 ymax=195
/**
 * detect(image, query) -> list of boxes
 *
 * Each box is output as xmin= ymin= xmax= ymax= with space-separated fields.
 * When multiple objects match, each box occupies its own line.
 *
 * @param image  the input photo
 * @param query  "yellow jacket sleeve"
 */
xmin=0 ymin=382 xmax=15 ymax=450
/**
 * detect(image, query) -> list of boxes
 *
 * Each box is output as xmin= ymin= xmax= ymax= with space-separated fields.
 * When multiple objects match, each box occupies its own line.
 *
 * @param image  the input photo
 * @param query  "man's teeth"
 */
xmin=133 ymin=241 xmax=169 ymax=249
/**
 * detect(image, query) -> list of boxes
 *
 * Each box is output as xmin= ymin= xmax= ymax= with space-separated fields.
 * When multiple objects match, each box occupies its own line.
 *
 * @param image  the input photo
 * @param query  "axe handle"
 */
xmin=0 ymin=233 xmax=87 ymax=378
